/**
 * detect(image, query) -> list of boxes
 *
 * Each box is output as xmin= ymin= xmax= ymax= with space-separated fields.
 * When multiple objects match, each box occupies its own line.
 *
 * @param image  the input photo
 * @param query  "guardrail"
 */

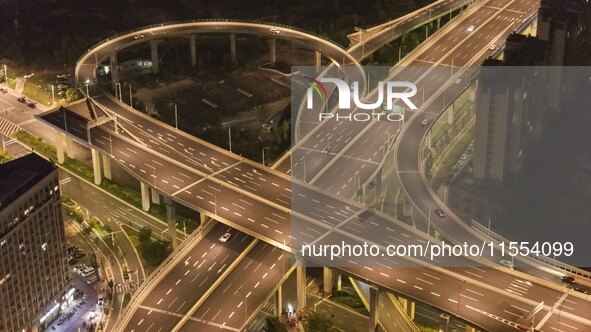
xmin=471 ymin=219 xmax=591 ymax=280
xmin=76 ymin=18 xmax=344 ymax=74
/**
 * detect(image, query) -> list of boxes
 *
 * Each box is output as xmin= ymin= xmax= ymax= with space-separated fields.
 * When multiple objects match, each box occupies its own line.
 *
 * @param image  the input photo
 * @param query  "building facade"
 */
xmin=0 ymin=154 xmax=69 ymax=332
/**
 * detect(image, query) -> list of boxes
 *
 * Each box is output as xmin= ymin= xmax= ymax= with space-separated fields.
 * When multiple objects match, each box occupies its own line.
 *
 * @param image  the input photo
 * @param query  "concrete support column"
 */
xmin=190 ymin=35 xmax=197 ymax=66
xmin=150 ymin=40 xmax=159 ymax=74
xmin=323 ymin=267 xmax=333 ymax=297
xmin=336 ymin=273 xmax=342 ymax=291
xmin=56 ymin=132 xmax=65 ymax=164
xmin=164 ymin=197 xmax=178 ymax=249
xmin=110 ymin=52 xmax=119 ymax=84
xmin=402 ymin=194 xmax=412 ymax=216
xmin=437 ymin=17 xmax=441 ymax=30
xmin=270 ymin=38 xmax=277 ymax=64
xmin=368 ymin=286 xmax=380 ymax=332
xmin=101 ymin=154 xmax=111 ymax=180
xmin=91 ymin=148 xmax=102 ymax=185
xmin=426 ymin=130 xmax=432 ymax=149
xmin=465 ymin=326 xmax=476 ymax=332
xmin=296 ymin=256 xmax=306 ymax=310
xmin=315 ymin=50 xmax=322 ymax=71
xmin=447 ymin=104 xmax=455 ymax=124
xmin=140 ymin=182 xmax=150 ymax=212
xmin=408 ymin=301 xmax=415 ymax=320
xmin=399 ymin=297 xmax=408 ymax=312
xmin=274 ymin=285 xmax=283 ymax=316
xmin=375 ymin=168 xmax=382 ymax=197
xmin=65 ymin=137 xmax=75 ymax=159
xmin=230 ymin=33 xmax=237 ymax=62
xmin=151 ymin=187 xmax=160 ymax=205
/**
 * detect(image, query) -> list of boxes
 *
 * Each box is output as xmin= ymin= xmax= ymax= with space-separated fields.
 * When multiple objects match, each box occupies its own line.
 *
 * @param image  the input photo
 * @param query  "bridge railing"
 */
xmin=77 ymin=19 xmax=344 ymax=72
xmin=471 ymin=219 xmax=591 ymax=280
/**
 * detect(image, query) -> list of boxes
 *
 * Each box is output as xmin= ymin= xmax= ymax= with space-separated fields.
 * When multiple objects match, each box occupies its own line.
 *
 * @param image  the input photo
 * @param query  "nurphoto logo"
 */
xmin=305 ymin=76 xmax=418 ymax=122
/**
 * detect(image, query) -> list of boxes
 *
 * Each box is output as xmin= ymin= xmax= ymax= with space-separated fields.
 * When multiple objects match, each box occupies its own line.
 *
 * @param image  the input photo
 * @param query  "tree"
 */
xmin=65 ymin=88 xmax=83 ymax=103
xmin=303 ymin=312 xmax=333 ymax=332
xmin=138 ymin=227 xmax=152 ymax=244
xmin=142 ymin=240 xmax=171 ymax=266
xmin=0 ymin=150 xmax=11 ymax=164
xmin=263 ymin=316 xmax=283 ymax=332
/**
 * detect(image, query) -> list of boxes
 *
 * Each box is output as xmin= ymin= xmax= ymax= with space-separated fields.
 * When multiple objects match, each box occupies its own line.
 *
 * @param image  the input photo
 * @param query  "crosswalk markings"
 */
xmin=0 ymin=117 xmax=20 ymax=137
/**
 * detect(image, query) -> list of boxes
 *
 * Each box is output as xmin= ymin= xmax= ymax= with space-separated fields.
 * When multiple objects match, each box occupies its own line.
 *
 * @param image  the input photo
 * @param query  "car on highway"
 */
xmin=27 ymin=102 xmax=36 ymax=108
xmin=572 ymin=286 xmax=589 ymax=294
xmin=560 ymin=276 xmax=575 ymax=284
xmin=17 ymin=97 xmax=27 ymax=103
xmin=489 ymin=44 xmax=497 ymax=50
xmin=454 ymin=78 xmax=462 ymax=85
xmin=499 ymin=259 xmax=514 ymax=269
xmin=0 ymin=87 xmax=7 ymax=94
xmin=133 ymin=34 xmax=145 ymax=40
xmin=219 ymin=232 xmax=232 ymax=243
xmin=421 ymin=119 xmax=429 ymax=126
xmin=466 ymin=25 xmax=475 ymax=32
xmin=434 ymin=209 xmax=446 ymax=218
xmin=269 ymin=28 xmax=280 ymax=34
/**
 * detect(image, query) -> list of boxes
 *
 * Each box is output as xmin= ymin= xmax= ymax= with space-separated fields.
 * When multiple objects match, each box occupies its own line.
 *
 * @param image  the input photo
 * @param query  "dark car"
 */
xmin=434 ymin=209 xmax=446 ymax=218
xmin=560 ymin=276 xmax=575 ymax=284
xmin=0 ymin=87 xmax=7 ymax=93
xmin=17 ymin=97 xmax=26 ymax=103
xmin=573 ymin=287 xmax=589 ymax=294
xmin=27 ymin=102 xmax=36 ymax=108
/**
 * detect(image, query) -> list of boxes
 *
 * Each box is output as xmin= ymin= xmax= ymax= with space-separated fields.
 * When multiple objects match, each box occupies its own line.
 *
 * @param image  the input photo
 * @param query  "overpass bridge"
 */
xmin=34 ymin=2 xmax=591 ymax=332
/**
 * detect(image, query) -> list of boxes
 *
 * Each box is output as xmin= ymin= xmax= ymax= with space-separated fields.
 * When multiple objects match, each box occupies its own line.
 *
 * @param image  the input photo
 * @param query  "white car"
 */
xmin=421 ymin=119 xmax=429 ymax=126
xmin=133 ymin=34 xmax=145 ymax=40
xmin=269 ymin=28 xmax=280 ymax=34
xmin=219 ymin=232 xmax=231 ymax=243
xmin=489 ymin=44 xmax=497 ymax=50
xmin=499 ymin=260 xmax=514 ymax=269
xmin=454 ymin=78 xmax=462 ymax=85
xmin=466 ymin=25 xmax=475 ymax=32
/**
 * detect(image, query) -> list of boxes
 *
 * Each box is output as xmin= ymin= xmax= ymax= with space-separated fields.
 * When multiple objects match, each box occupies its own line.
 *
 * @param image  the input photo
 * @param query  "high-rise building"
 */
xmin=0 ymin=154 xmax=69 ymax=332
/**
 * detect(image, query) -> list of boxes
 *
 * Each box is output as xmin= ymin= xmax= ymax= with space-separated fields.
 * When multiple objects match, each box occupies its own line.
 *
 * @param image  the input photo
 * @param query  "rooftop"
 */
xmin=0 ymin=154 xmax=56 ymax=210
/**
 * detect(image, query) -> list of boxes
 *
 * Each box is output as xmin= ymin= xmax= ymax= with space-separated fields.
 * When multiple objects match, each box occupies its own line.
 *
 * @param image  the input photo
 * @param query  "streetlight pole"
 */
xmin=51 ymin=85 xmax=55 ymax=104
xmin=128 ymin=83 xmax=133 ymax=106
xmin=427 ymin=208 xmax=431 ymax=236
xmin=226 ymin=126 xmax=232 ymax=152
xmin=170 ymin=103 xmax=178 ymax=129
xmin=262 ymin=146 xmax=270 ymax=166
xmin=3 ymin=65 xmax=7 ymax=86
xmin=486 ymin=216 xmax=492 ymax=230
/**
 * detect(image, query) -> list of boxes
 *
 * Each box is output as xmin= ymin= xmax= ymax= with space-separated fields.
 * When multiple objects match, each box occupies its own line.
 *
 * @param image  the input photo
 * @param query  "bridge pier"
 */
xmin=101 ymin=153 xmax=112 ymax=180
xmin=315 ymin=50 xmax=321 ymax=71
xmin=426 ymin=130 xmax=432 ymax=149
xmin=140 ymin=182 xmax=150 ymax=212
xmin=165 ymin=196 xmax=178 ymax=249
xmin=110 ymin=52 xmax=119 ymax=84
xmin=230 ymin=33 xmax=237 ymax=62
xmin=190 ymin=35 xmax=197 ymax=66
xmin=323 ymin=267 xmax=333 ymax=297
xmin=150 ymin=40 xmax=159 ymax=74
xmin=269 ymin=38 xmax=276 ymax=65
xmin=91 ymin=148 xmax=102 ymax=185
xmin=56 ymin=132 xmax=65 ymax=164
xmin=274 ymin=284 xmax=283 ymax=316
xmin=436 ymin=17 xmax=442 ymax=30
xmin=151 ymin=187 xmax=161 ymax=204
xmin=447 ymin=102 xmax=455 ymax=124
xmin=374 ymin=168 xmax=382 ymax=202
xmin=296 ymin=256 xmax=306 ymax=310
xmin=368 ymin=286 xmax=380 ymax=332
